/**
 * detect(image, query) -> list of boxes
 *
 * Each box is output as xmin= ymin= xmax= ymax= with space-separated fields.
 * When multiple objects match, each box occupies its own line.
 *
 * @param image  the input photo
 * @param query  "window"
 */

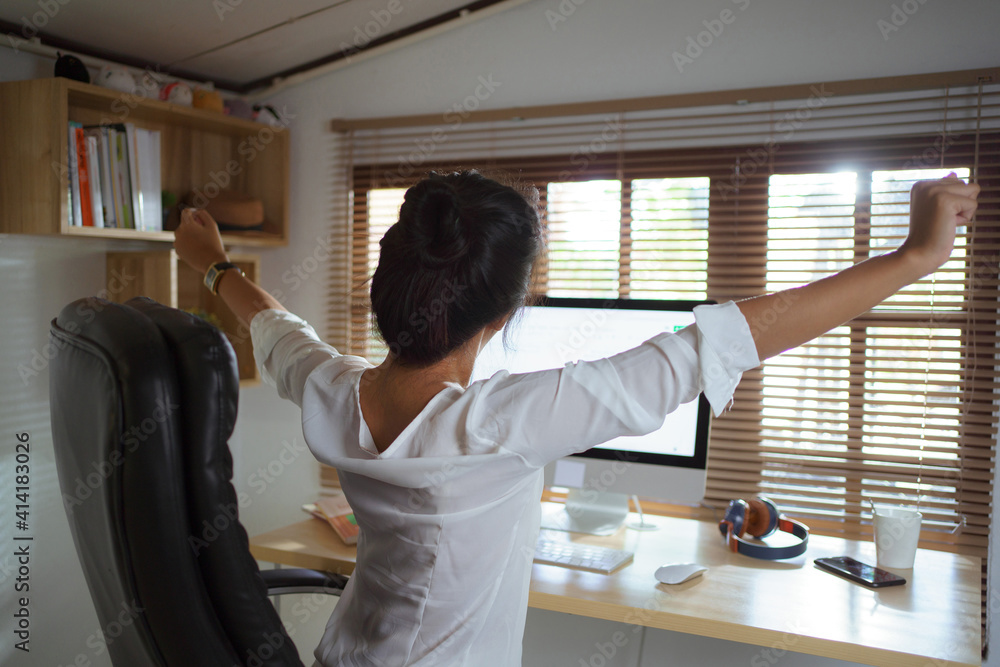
xmin=542 ymin=178 xmax=710 ymax=299
xmin=357 ymin=188 xmax=406 ymax=363
xmin=630 ymin=177 xmax=709 ymax=299
xmin=545 ymin=180 xmax=622 ymax=298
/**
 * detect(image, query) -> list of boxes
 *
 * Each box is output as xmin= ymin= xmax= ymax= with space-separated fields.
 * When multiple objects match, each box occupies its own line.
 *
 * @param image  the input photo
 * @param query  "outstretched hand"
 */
xmin=900 ymin=174 xmax=980 ymax=277
xmin=173 ymin=206 xmax=285 ymax=322
xmin=174 ymin=207 xmax=229 ymax=275
xmin=738 ymin=172 xmax=980 ymax=362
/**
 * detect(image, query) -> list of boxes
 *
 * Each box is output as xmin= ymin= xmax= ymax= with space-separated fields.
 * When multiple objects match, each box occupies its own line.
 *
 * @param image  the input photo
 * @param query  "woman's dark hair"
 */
xmin=370 ymin=170 xmax=544 ymax=365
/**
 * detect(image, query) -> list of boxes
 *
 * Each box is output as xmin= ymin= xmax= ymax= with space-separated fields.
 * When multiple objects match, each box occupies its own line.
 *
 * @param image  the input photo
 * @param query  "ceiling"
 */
xmin=0 ymin=0 xmax=496 ymax=93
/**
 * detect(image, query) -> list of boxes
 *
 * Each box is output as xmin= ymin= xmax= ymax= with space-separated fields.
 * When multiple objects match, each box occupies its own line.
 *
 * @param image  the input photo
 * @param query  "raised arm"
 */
xmin=173 ymin=207 xmax=285 ymax=326
xmin=737 ymin=175 xmax=979 ymax=361
xmin=174 ymin=208 xmax=351 ymax=406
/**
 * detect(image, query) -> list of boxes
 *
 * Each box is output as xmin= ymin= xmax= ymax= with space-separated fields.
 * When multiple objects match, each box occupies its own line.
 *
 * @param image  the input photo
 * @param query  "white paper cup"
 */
xmin=873 ymin=507 xmax=922 ymax=569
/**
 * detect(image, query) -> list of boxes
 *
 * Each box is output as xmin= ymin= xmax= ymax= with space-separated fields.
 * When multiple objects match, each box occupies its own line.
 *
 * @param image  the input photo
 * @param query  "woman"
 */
xmin=175 ymin=170 xmax=978 ymax=666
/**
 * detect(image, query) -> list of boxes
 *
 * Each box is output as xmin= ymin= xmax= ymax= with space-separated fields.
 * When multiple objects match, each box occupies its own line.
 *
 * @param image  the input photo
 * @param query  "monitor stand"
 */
xmin=540 ymin=489 xmax=629 ymax=536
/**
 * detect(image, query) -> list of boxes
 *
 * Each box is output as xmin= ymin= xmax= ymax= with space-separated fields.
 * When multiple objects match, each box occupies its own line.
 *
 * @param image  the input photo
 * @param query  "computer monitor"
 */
xmin=471 ymin=297 xmax=712 ymax=535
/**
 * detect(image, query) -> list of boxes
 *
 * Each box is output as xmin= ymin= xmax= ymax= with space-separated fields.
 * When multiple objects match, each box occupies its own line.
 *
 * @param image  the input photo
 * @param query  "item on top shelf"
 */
xmin=182 ymin=189 xmax=264 ymax=231
xmin=54 ymin=52 xmax=90 ymax=83
xmin=135 ymin=71 xmax=162 ymax=99
xmin=96 ymin=65 xmax=136 ymax=94
xmin=193 ymin=87 xmax=225 ymax=113
xmin=160 ymin=81 xmax=192 ymax=106
xmin=224 ymin=98 xmax=255 ymax=120
xmin=253 ymin=104 xmax=286 ymax=126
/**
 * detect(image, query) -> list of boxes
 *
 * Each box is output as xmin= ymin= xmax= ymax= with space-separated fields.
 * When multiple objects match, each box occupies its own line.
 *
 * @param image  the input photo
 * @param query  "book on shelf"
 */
xmin=123 ymin=123 xmax=143 ymax=229
xmin=72 ymin=126 xmax=94 ymax=227
xmin=111 ymin=127 xmax=133 ymax=229
xmin=67 ymin=122 xmax=161 ymax=230
xmin=67 ymin=122 xmax=83 ymax=228
xmin=302 ymin=492 xmax=359 ymax=545
xmin=134 ymin=127 xmax=162 ymax=232
xmin=84 ymin=135 xmax=104 ymax=228
xmin=85 ymin=126 xmax=117 ymax=228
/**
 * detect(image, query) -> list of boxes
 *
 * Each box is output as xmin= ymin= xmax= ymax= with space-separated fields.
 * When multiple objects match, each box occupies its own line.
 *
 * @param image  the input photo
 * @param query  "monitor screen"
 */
xmin=472 ymin=297 xmax=711 ymax=471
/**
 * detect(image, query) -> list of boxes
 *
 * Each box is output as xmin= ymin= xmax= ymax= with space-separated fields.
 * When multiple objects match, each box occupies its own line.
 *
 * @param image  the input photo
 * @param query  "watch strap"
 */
xmin=204 ymin=261 xmax=240 ymax=295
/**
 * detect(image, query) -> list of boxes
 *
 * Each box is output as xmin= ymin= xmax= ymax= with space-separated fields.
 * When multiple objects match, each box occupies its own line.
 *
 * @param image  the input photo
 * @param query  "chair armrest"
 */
xmin=261 ymin=568 xmax=348 ymax=597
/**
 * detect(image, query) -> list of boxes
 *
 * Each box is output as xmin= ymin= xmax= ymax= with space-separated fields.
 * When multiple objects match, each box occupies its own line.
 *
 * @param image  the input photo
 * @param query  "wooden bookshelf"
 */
xmin=106 ymin=250 xmax=261 ymax=387
xmin=0 ymin=77 xmax=289 ymax=247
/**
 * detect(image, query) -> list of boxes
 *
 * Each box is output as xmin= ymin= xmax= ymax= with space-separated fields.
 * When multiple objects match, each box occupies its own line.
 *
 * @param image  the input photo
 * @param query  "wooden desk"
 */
xmin=249 ymin=509 xmax=981 ymax=667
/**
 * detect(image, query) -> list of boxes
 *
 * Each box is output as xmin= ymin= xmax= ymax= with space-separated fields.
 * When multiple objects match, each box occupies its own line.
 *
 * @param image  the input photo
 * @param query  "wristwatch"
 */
xmin=204 ymin=261 xmax=243 ymax=295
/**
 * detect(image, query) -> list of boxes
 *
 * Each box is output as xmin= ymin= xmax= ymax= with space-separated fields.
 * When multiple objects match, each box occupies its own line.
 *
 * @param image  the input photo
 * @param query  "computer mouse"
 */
xmin=654 ymin=563 xmax=707 ymax=585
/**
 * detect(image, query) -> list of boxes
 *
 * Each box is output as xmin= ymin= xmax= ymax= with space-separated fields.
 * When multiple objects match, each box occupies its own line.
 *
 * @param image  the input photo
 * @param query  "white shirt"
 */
xmin=250 ymin=302 xmax=759 ymax=667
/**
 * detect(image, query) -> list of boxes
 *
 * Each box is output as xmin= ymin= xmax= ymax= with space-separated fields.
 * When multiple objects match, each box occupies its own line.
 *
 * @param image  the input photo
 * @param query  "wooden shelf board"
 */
xmin=63 ymin=79 xmax=285 ymax=135
xmin=220 ymin=230 xmax=288 ymax=248
xmin=65 ymin=225 xmax=174 ymax=242
xmin=62 ymin=224 xmax=286 ymax=247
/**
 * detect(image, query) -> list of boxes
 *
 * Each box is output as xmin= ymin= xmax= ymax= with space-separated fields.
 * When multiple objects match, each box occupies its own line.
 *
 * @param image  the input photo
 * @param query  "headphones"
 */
xmin=718 ymin=496 xmax=809 ymax=560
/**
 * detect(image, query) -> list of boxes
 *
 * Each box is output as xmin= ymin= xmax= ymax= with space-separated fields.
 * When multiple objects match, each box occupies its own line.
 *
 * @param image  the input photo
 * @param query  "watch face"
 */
xmin=205 ymin=263 xmax=239 ymax=294
xmin=205 ymin=266 xmax=222 ymax=293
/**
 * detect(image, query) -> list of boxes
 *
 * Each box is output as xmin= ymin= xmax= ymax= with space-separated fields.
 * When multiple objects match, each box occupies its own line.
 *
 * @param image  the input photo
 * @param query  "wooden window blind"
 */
xmin=330 ymin=72 xmax=1000 ymax=644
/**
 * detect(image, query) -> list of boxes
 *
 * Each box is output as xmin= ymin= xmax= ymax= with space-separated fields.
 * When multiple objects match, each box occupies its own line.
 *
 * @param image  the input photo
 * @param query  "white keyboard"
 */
xmin=533 ymin=538 xmax=634 ymax=574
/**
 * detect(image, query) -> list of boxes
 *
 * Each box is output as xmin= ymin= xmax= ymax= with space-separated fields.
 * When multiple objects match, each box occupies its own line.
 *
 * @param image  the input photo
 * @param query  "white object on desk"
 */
xmin=626 ymin=494 xmax=659 ymax=531
xmin=873 ymin=506 xmax=922 ymax=569
xmin=655 ymin=562 xmax=708 ymax=585
xmin=534 ymin=537 xmax=634 ymax=574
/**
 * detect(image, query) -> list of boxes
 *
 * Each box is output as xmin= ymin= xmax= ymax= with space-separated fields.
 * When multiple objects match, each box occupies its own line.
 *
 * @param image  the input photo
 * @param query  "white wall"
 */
xmin=1 ymin=0 xmax=998 ymax=665
xmin=259 ymin=0 xmax=1000 ymax=665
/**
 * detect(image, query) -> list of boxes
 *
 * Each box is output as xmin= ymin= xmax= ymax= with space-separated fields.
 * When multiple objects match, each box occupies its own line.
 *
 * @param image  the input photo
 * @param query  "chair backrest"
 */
xmin=49 ymin=296 xmax=303 ymax=667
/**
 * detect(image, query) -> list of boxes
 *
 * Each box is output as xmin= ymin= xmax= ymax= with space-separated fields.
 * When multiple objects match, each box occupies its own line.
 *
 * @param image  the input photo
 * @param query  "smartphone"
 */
xmin=814 ymin=556 xmax=906 ymax=588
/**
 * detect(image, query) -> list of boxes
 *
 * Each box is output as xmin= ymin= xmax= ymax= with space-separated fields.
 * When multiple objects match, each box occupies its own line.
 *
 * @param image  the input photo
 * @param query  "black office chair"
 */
xmin=49 ymin=296 xmax=346 ymax=666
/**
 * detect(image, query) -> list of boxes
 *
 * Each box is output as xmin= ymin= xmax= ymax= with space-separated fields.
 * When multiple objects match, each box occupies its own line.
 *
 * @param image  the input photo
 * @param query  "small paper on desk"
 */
xmin=303 ymin=492 xmax=359 ymax=545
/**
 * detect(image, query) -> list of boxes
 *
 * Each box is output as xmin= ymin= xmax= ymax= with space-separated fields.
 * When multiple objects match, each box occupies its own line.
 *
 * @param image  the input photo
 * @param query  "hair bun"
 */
xmin=399 ymin=177 xmax=470 ymax=268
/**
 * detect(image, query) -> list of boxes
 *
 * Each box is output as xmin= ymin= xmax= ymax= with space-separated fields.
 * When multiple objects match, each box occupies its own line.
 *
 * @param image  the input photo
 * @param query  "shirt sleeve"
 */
xmin=473 ymin=301 xmax=759 ymax=468
xmin=250 ymin=309 xmax=364 ymax=407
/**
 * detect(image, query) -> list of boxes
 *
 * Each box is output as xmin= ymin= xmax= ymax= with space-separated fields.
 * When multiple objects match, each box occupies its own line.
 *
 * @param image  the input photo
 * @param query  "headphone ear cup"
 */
xmin=720 ymin=499 xmax=749 ymax=538
xmin=745 ymin=498 xmax=772 ymax=537
xmin=759 ymin=496 xmax=780 ymax=537
xmin=747 ymin=496 xmax=780 ymax=537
